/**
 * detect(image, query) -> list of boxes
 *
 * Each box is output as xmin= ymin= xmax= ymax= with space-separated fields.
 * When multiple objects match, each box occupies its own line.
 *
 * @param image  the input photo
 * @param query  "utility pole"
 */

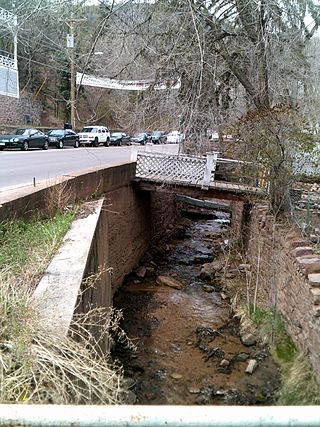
xmin=66 ymin=14 xmax=86 ymax=130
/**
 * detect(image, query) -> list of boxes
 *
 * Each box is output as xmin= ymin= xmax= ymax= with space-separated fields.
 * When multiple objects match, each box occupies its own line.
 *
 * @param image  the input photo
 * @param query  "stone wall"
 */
xmin=0 ymin=94 xmax=42 ymax=129
xmin=247 ymin=203 xmax=320 ymax=382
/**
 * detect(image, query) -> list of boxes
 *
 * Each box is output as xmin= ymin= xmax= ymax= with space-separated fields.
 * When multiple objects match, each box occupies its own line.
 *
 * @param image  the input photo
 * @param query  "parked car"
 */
xmin=0 ymin=128 xmax=48 ymax=151
xmin=130 ymin=132 xmax=149 ymax=145
xmin=166 ymin=131 xmax=184 ymax=144
xmin=47 ymin=129 xmax=79 ymax=148
xmin=151 ymin=131 xmax=167 ymax=144
xmin=109 ymin=132 xmax=131 ymax=146
xmin=78 ymin=125 xmax=110 ymax=147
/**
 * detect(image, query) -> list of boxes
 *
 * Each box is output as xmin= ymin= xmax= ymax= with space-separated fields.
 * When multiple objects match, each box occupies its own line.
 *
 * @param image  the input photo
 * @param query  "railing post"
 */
xmin=131 ymin=147 xmax=138 ymax=162
xmin=202 ymin=151 xmax=218 ymax=190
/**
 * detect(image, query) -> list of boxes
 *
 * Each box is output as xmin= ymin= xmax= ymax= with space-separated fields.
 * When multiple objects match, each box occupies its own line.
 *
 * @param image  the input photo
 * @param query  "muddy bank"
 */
xmin=113 ymin=212 xmax=281 ymax=405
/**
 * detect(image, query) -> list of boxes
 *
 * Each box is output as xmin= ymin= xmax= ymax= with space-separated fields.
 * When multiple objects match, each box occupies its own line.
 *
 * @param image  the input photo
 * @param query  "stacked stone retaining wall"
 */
xmin=0 ymin=94 xmax=42 ymax=129
xmin=247 ymin=203 xmax=320 ymax=382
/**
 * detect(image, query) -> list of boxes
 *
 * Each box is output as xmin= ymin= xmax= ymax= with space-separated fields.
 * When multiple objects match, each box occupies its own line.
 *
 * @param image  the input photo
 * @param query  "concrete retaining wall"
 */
xmin=33 ymin=199 xmax=108 ymax=343
xmin=247 ymin=203 xmax=320 ymax=383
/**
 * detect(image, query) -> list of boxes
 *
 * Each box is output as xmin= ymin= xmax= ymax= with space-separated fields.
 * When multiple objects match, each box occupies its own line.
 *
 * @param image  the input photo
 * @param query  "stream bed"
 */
xmin=113 ymin=212 xmax=281 ymax=405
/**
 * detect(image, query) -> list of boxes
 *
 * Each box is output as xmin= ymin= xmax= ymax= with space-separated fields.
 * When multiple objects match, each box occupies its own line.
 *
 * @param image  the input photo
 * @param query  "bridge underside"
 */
xmin=134 ymin=178 xmax=264 ymax=203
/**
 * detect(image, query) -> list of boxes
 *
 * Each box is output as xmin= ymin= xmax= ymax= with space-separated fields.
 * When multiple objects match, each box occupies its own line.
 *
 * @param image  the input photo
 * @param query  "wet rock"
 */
xmin=196 ymin=326 xmax=220 ymax=340
xmin=170 ymin=342 xmax=182 ymax=352
xmin=253 ymin=349 xmax=269 ymax=361
xmin=224 ymin=389 xmax=251 ymax=405
xmin=196 ymin=386 xmax=216 ymax=404
xmin=220 ymin=359 xmax=230 ymax=368
xmin=156 ymin=275 xmax=184 ymax=289
xmin=135 ymin=266 xmax=147 ymax=278
xmin=189 ymin=280 xmax=205 ymax=288
xmin=155 ymin=369 xmax=167 ymax=380
xmin=203 ymin=285 xmax=216 ymax=293
xmin=171 ymin=373 xmax=183 ymax=379
xmin=235 ymin=352 xmax=250 ymax=362
xmin=215 ymin=389 xmax=227 ymax=396
xmin=198 ymin=343 xmax=209 ymax=352
xmin=196 ymin=247 xmax=213 ymax=256
xmin=245 ymin=359 xmax=258 ymax=374
xmin=194 ymin=254 xmax=214 ymax=264
xmin=240 ymin=331 xmax=257 ymax=346
xmin=188 ymin=387 xmax=201 ymax=394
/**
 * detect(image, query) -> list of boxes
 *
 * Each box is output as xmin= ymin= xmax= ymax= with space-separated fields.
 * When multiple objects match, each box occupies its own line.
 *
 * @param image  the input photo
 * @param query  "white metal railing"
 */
xmin=136 ymin=152 xmax=218 ymax=190
xmin=0 ymin=54 xmax=15 ymax=69
xmin=0 ymin=7 xmax=16 ymax=27
xmin=135 ymin=152 xmax=266 ymax=194
xmin=0 ymin=404 xmax=319 ymax=427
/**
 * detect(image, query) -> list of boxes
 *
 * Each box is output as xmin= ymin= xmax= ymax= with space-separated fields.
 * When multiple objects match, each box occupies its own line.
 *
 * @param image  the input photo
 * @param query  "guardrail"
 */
xmin=0 ymin=404 xmax=319 ymax=427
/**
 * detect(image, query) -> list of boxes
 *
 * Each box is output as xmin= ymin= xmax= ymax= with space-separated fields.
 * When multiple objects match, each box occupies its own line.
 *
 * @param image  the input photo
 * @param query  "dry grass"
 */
xmin=0 ymin=271 xmax=132 ymax=404
xmin=45 ymin=179 xmax=74 ymax=216
xmin=277 ymin=353 xmax=320 ymax=405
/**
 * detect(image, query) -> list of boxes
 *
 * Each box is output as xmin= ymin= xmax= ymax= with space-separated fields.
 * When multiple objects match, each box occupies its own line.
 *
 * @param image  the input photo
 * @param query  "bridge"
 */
xmin=135 ymin=151 xmax=266 ymax=195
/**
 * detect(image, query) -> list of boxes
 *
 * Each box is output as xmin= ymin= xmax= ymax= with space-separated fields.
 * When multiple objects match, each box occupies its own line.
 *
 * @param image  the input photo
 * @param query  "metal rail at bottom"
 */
xmin=0 ymin=405 xmax=319 ymax=427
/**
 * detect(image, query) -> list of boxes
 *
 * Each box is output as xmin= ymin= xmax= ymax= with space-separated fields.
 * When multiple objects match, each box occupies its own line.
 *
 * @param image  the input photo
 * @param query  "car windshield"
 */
xmin=134 ymin=133 xmax=144 ymax=138
xmin=13 ymin=129 xmax=29 ymax=135
xmin=152 ymin=131 xmax=161 ymax=136
xmin=111 ymin=132 xmax=122 ymax=137
xmin=48 ymin=130 xmax=64 ymax=136
xmin=80 ymin=127 xmax=95 ymax=133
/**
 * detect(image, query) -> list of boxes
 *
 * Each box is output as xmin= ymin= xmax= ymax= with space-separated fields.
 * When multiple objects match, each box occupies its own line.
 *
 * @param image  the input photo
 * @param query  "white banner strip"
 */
xmin=76 ymin=72 xmax=180 ymax=91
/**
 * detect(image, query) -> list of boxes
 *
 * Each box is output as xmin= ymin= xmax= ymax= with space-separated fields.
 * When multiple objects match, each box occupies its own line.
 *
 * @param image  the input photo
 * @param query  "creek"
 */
xmin=113 ymin=209 xmax=281 ymax=405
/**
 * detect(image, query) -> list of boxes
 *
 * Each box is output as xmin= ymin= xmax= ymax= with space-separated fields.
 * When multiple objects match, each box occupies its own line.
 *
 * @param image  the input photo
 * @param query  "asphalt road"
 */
xmin=0 ymin=144 xmax=179 ymax=192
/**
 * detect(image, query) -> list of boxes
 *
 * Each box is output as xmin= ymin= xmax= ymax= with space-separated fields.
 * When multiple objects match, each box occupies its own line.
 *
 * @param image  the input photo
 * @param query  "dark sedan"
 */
xmin=151 ymin=131 xmax=167 ymax=144
xmin=130 ymin=132 xmax=148 ymax=145
xmin=0 ymin=128 xmax=48 ymax=151
xmin=109 ymin=132 xmax=131 ymax=146
xmin=47 ymin=129 xmax=80 ymax=149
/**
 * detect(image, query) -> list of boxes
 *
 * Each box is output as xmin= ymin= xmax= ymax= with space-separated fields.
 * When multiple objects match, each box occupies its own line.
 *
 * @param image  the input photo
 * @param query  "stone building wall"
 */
xmin=247 ymin=203 xmax=320 ymax=382
xmin=0 ymin=94 xmax=42 ymax=130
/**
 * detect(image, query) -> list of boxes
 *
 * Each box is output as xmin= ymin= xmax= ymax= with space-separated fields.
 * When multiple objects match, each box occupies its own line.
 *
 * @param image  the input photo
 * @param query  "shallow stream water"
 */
xmin=113 ymin=213 xmax=281 ymax=405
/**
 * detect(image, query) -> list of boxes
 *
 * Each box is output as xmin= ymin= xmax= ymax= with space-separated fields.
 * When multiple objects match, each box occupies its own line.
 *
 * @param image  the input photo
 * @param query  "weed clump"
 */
xmin=0 ymin=272 xmax=130 ymax=404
